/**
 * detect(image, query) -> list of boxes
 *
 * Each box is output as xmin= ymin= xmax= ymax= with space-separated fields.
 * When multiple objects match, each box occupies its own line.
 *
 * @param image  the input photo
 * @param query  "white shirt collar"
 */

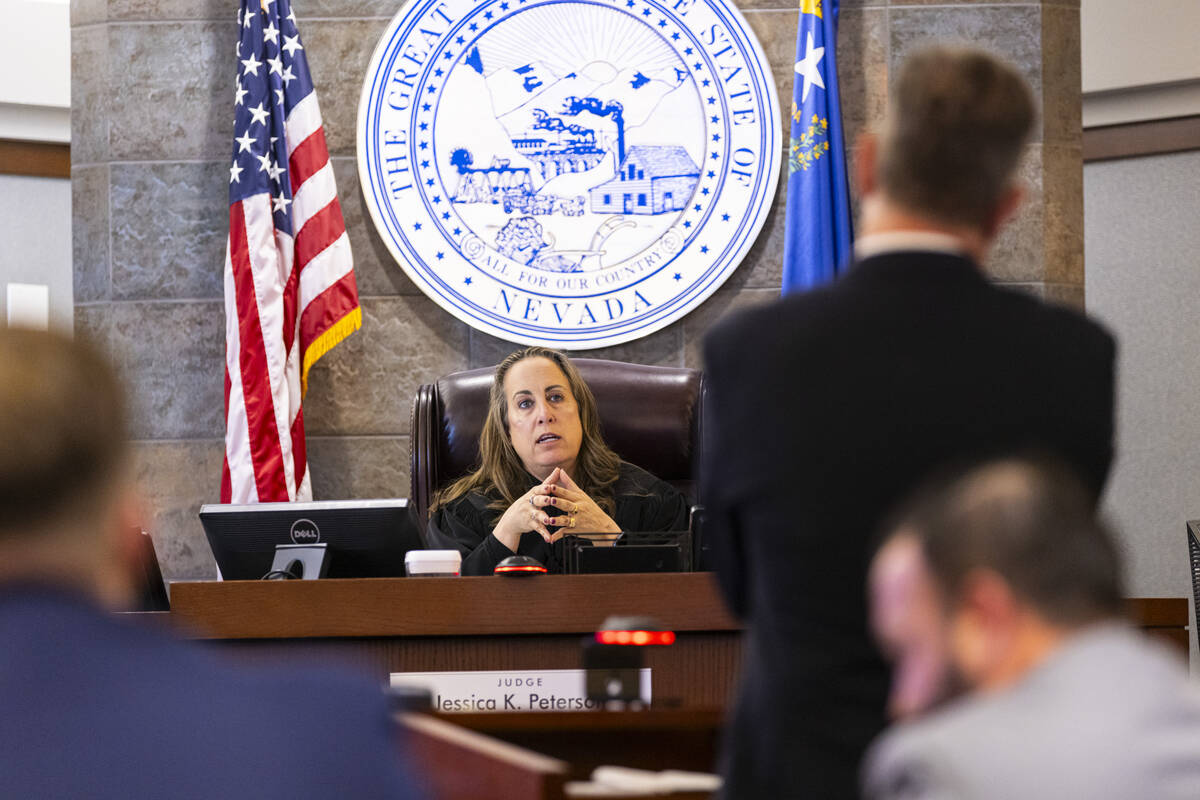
xmin=853 ymin=231 xmax=969 ymax=261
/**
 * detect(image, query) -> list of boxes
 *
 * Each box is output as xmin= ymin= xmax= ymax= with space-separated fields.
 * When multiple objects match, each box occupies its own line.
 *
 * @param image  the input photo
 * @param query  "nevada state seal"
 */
xmin=358 ymin=0 xmax=780 ymax=348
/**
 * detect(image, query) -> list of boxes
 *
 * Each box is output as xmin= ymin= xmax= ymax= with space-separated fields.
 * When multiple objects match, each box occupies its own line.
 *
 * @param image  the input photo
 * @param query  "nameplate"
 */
xmin=390 ymin=668 xmax=651 ymax=712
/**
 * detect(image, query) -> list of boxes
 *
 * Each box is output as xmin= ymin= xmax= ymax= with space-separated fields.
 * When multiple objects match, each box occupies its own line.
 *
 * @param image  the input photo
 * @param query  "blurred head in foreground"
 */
xmin=856 ymin=45 xmax=1036 ymax=260
xmin=0 ymin=327 xmax=141 ymax=608
xmin=869 ymin=456 xmax=1123 ymax=719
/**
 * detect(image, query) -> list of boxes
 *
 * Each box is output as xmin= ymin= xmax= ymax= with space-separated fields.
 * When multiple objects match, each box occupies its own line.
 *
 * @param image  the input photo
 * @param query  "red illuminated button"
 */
xmin=595 ymin=630 xmax=676 ymax=646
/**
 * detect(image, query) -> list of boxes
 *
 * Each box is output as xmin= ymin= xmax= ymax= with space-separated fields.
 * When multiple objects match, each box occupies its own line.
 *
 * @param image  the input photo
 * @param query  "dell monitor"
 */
xmin=199 ymin=499 xmax=423 ymax=580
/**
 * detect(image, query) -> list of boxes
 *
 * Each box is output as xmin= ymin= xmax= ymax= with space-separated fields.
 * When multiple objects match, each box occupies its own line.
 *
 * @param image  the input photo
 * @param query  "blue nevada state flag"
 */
xmin=781 ymin=0 xmax=853 ymax=294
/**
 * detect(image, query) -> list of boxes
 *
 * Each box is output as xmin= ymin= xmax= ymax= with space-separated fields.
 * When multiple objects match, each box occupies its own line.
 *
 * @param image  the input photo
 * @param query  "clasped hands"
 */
xmin=492 ymin=467 xmax=620 ymax=552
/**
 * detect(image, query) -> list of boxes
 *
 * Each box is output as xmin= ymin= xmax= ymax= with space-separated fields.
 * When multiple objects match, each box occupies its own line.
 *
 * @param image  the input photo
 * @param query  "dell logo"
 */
xmin=290 ymin=518 xmax=320 ymax=544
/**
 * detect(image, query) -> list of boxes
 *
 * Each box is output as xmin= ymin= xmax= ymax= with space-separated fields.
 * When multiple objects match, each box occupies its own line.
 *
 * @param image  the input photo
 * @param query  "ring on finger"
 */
xmin=529 ymin=496 xmax=535 ymax=505
xmin=568 ymin=516 xmax=576 ymax=528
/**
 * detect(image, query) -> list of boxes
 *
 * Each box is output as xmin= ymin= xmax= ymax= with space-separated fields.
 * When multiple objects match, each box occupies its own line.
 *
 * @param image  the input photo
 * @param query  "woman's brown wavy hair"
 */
xmin=429 ymin=347 xmax=622 ymax=520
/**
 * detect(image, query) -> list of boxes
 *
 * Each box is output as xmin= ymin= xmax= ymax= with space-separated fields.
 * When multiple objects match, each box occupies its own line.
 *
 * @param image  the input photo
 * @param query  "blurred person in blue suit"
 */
xmin=0 ymin=326 xmax=423 ymax=799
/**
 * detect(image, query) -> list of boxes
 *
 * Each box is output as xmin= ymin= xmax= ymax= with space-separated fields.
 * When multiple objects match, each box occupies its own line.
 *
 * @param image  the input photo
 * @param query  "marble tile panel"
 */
xmin=307 ymin=435 xmax=411 ymax=501
xmin=74 ymin=303 xmax=112 ymax=353
xmin=984 ymin=143 xmax=1043 ymax=283
xmin=837 ymin=8 xmax=888 ymax=150
xmin=108 ymin=300 xmax=226 ymax=440
xmin=71 ymin=25 xmax=109 ymax=166
xmin=468 ymin=324 xmax=684 ymax=370
xmin=889 ymin=6 xmax=1043 ymax=143
xmin=1041 ymin=282 xmax=1083 ymax=309
xmin=743 ymin=10 xmax=799 ymax=141
xmin=110 ymin=162 xmax=227 ymax=301
xmin=296 ymin=0 xmax=406 ymax=17
xmin=303 ymin=295 xmax=470 ymax=436
xmin=109 ymin=22 xmax=239 ymax=161
xmin=331 ymin=157 xmax=421 ymax=298
xmin=301 ymin=19 xmax=390 ymax=158
xmin=108 ymin=0 xmax=227 ymax=21
xmin=734 ymin=0 xmax=805 ymax=12
xmin=992 ymin=280 xmax=1040 ymax=298
xmin=682 ymin=286 xmax=778 ymax=368
xmin=71 ymin=0 xmax=106 ymax=27
xmin=890 ymin=0 xmax=1030 ymax=6
xmin=1041 ymin=143 xmax=1082 ymax=286
xmin=73 ymin=165 xmax=111 ymax=303
xmin=993 ymin=281 xmax=1082 ymax=311
xmin=133 ymin=439 xmax=225 ymax=582
xmin=1040 ymin=4 xmax=1081 ymax=146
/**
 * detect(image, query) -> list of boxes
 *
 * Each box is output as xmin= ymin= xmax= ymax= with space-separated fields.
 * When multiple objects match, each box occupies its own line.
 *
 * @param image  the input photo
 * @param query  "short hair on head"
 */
xmin=878 ymin=45 xmax=1035 ymax=230
xmin=890 ymin=455 xmax=1124 ymax=627
xmin=0 ymin=327 xmax=129 ymax=536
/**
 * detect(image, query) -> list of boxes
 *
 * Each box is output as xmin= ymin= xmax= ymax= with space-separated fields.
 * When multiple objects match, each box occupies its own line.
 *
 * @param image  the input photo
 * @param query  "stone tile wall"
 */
xmin=71 ymin=0 xmax=1083 ymax=581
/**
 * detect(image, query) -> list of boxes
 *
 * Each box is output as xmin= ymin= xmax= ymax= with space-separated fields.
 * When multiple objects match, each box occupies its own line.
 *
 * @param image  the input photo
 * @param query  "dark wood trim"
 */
xmin=1125 ymin=597 xmax=1189 ymax=628
xmin=432 ymin=710 xmax=723 ymax=786
xmin=167 ymin=573 xmax=740 ymax=640
xmin=164 ymin=578 xmax=1185 ymax=643
xmin=0 ymin=139 xmax=70 ymax=178
xmin=1083 ymin=115 xmax=1200 ymax=163
xmin=438 ymin=709 xmax=724 ymax=734
xmin=400 ymin=713 xmax=569 ymax=800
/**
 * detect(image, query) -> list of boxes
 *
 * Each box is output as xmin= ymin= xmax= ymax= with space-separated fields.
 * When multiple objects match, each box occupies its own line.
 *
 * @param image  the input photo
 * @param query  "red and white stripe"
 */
xmin=221 ymin=91 xmax=358 ymax=505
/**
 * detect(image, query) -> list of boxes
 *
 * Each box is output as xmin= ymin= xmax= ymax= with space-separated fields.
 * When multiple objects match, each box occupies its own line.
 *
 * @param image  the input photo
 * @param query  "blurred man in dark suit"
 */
xmin=865 ymin=457 xmax=1200 ymax=800
xmin=702 ymin=46 xmax=1115 ymax=799
xmin=0 ymin=327 xmax=423 ymax=799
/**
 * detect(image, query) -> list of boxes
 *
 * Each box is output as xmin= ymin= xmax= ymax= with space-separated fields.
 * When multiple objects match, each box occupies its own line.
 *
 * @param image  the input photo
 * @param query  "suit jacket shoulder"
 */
xmin=862 ymin=626 xmax=1200 ymax=800
xmin=0 ymin=590 xmax=422 ymax=799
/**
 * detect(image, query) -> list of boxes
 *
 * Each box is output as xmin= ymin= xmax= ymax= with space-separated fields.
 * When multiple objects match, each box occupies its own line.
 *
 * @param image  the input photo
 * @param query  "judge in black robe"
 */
xmin=424 ymin=347 xmax=688 ymax=576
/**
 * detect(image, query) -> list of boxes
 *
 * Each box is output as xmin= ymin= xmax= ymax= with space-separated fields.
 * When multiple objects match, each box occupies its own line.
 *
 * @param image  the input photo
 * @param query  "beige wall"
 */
xmin=1080 ymin=0 xmax=1200 ymax=125
xmin=1081 ymin=0 xmax=1200 ymax=92
xmin=1084 ymin=151 xmax=1200 ymax=666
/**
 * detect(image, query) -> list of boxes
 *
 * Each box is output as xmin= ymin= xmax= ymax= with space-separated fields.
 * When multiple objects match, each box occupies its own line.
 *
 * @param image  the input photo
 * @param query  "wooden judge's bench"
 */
xmin=167 ymin=573 xmax=739 ymax=706
xmin=147 ymin=575 xmax=1188 ymax=799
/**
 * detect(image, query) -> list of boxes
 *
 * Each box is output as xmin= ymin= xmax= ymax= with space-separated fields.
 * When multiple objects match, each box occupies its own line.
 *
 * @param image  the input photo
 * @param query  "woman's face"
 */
xmin=503 ymin=357 xmax=583 ymax=481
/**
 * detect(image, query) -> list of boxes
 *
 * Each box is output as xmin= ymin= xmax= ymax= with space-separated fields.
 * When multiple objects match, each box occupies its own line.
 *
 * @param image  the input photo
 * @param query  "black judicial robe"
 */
xmin=427 ymin=461 xmax=689 ymax=575
xmin=701 ymin=251 xmax=1115 ymax=800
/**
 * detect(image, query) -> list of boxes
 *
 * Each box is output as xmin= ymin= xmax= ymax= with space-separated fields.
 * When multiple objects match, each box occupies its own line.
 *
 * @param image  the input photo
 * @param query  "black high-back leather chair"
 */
xmin=410 ymin=359 xmax=704 ymax=524
xmin=1187 ymin=521 xmax=1200 ymax=636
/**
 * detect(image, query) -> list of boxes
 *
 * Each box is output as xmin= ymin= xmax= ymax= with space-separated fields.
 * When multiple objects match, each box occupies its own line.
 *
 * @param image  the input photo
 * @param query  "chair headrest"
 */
xmin=436 ymin=359 xmax=702 ymax=487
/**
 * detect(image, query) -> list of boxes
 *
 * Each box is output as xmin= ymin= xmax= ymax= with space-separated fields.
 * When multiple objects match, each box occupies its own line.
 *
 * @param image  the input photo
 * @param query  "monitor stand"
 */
xmin=265 ymin=543 xmax=330 ymax=580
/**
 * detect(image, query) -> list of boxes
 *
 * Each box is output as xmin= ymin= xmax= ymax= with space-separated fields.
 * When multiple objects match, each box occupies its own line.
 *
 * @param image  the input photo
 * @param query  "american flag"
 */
xmin=221 ymin=0 xmax=359 ymax=504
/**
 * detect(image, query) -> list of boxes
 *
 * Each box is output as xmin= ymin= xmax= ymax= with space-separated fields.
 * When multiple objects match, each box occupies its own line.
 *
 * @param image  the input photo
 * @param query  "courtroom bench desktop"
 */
xmin=166 ymin=573 xmax=741 ymax=708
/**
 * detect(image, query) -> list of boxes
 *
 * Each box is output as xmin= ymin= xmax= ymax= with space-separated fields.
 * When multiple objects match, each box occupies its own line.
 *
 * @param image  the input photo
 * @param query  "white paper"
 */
xmin=6 ymin=283 xmax=49 ymax=330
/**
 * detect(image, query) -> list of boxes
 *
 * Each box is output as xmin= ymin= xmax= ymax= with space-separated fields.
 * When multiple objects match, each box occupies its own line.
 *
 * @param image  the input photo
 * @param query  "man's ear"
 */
xmin=958 ymin=568 xmax=1020 ymax=638
xmin=982 ymin=183 xmax=1024 ymax=240
xmin=949 ymin=568 xmax=1019 ymax=680
xmin=853 ymin=131 xmax=879 ymax=198
xmin=99 ymin=483 xmax=148 ymax=609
